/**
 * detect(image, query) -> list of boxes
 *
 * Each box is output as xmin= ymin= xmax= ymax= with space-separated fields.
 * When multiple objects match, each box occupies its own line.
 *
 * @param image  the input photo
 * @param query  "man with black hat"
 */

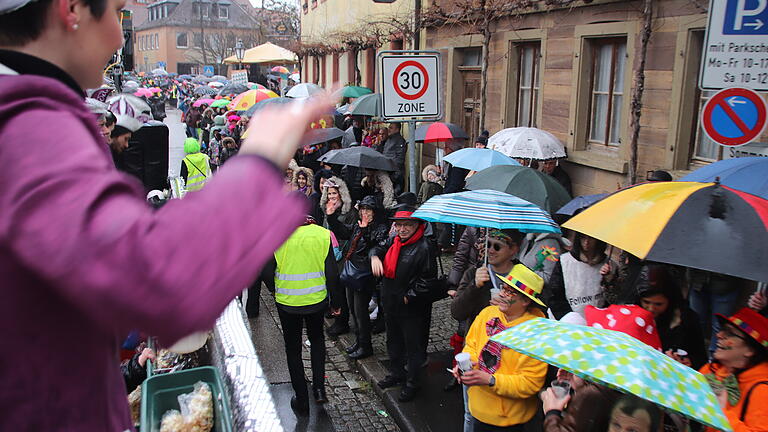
xmin=370 ymin=207 xmax=438 ymax=402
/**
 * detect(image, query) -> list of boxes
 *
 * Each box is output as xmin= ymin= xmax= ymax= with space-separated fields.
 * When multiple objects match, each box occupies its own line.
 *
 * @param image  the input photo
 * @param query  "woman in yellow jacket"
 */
xmin=453 ymin=264 xmax=548 ymax=432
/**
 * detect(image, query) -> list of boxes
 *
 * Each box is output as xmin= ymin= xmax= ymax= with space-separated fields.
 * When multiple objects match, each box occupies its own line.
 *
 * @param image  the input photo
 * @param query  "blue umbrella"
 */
xmin=555 ymin=193 xmax=608 ymax=216
xmin=679 ymin=157 xmax=768 ymax=199
xmin=412 ymin=189 xmax=561 ymax=234
xmin=443 ymin=148 xmax=520 ymax=172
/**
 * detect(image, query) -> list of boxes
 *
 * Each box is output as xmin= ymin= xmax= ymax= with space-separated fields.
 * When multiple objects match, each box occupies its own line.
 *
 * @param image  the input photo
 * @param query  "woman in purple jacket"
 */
xmin=0 ymin=0 xmax=332 ymax=429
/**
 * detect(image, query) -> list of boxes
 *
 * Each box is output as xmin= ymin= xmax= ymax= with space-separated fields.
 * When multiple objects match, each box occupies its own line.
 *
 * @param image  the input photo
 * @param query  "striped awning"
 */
xmin=412 ymin=189 xmax=561 ymax=234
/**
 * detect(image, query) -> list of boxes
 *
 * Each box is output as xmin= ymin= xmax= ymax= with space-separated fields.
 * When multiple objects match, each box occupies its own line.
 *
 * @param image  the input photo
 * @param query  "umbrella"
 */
xmin=443 ymin=148 xmax=520 ymax=172
xmin=247 ymin=82 xmax=267 ymax=90
xmin=319 ymin=146 xmax=396 ymax=171
xmin=133 ymin=88 xmax=153 ymax=98
xmin=679 ymin=157 xmax=768 ymax=199
xmin=179 ymin=74 xmax=193 ymax=80
xmin=413 ymin=189 xmax=561 ymax=234
xmin=210 ymin=99 xmax=231 ymax=108
xmin=415 ymin=122 xmax=469 ymax=142
xmin=465 ymin=165 xmax=572 ymax=214
xmin=490 ymin=318 xmax=732 ymax=431
xmin=148 ymin=87 xmax=162 ymax=94
xmin=217 ymin=83 xmax=249 ymax=97
xmin=193 ymin=75 xmax=212 ymax=83
xmin=243 ymin=97 xmax=293 ymax=116
xmin=341 ymin=85 xmax=373 ymax=98
xmin=563 ymin=181 xmax=768 ymax=282
xmin=228 ymin=89 xmax=276 ymax=111
xmin=286 ymin=83 xmax=324 ymax=99
xmin=192 ymin=98 xmax=215 ymax=108
xmin=347 ymin=93 xmax=381 ymax=117
xmin=555 ymin=193 xmax=608 ymax=216
xmin=208 ymin=81 xmax=225 ymax=88
xmin=211 ymin=75 xmax=228 ymax=82
xmin=302 ymin=127 xmax=345 ymax=146
xmin=193 ymin=86 xmax=216 ymax=96
xmin=335 ymin=104 xmax=350 ymax=115
xmin=271 ymin=66 xmax=290 ymax=75
xmin=151 ymin=68 xmax=168 ymax=76
xmin=489 ymin=127 xmax=567 ymax=160
xmin=290 ymin=73 xmax=300 ymax=82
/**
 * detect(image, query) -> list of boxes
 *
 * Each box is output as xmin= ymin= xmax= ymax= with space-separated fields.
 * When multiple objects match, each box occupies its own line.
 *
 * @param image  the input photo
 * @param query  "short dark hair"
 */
xmin=611 ymin=395 xmax=661 ymax=432
xmin=0 ymin=0 xmax=108 ymax=46
xmin=111 ymin=125 xmax=131 ymax=138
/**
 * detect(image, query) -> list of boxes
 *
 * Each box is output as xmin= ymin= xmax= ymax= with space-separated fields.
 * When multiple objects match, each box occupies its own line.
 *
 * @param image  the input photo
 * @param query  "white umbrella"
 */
xmin=286 ymin=82 xmax=323 ymax=98
xmin=488 ymin=127 xmax=566 ymax=160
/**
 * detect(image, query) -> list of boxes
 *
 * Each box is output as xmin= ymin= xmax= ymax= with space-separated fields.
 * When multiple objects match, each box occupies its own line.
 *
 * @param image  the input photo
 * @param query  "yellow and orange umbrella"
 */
xmin=563 ymin=181 xmax=768 ymax=281
xmin=228 ymin=89 xmax=278 ymax=111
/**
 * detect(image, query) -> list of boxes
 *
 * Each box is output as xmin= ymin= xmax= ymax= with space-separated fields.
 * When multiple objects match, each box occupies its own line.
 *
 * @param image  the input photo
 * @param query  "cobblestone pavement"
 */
xmin=259 ymin=253 xmax=459 ymax=431
xmin=260 ymin=291 xmax=401 ymax=432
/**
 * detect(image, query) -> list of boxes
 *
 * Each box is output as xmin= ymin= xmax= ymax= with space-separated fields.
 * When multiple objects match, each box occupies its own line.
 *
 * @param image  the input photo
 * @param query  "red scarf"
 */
xmin=383 ymin=223 xmax=425 ymax=279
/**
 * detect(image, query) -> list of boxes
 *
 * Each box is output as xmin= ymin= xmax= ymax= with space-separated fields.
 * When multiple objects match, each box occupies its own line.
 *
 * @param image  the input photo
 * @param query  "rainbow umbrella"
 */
xmin=271 ymin=66 xmax=290 ymax=75
xmin=228 ymin=89 xmax=277 ymax=111
xmin=491 ymin=318 xmax=732 ymax=431
xmin=247 ymin=82 xmax=267 ymax=90
xmin=563 ymin=181 xmax=768 ymax=282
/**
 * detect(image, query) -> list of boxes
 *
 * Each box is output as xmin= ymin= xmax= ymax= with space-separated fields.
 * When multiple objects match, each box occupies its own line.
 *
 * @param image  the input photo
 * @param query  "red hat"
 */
xmin=585 ymin=305 xmax=662 ymax=350
xmin=716 ymin=307 xmax=768 ymax=350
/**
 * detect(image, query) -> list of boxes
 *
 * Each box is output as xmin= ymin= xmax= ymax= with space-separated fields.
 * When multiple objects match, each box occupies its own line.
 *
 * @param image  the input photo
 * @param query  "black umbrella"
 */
xmin=217 ymin=83 xmax=249 ymax=97
xmin=193 ymin=86 xmax=216 ymax=96
xmin=302 ymin=128 xmax=345 ymax=146
xmin=319 ymin=146 xmax=396 ymax=171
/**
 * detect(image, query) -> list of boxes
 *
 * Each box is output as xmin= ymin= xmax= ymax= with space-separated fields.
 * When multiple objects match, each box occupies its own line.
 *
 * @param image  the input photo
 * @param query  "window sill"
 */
xmin=567 ymin=149 xmax=627 ymax=174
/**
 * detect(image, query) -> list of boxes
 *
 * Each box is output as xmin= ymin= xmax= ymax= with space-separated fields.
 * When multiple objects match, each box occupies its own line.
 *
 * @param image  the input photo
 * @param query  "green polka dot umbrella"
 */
xmin=490 ymin=318 xmax=731 ymax=431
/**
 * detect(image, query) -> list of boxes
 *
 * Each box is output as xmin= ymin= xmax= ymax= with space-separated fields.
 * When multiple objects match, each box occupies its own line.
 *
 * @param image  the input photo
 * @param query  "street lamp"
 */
xmin=235 ymin=38 xmax=245 ymax=71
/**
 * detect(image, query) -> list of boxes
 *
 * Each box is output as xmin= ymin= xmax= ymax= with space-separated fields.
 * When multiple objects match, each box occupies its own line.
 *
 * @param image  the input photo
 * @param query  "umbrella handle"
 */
xmin=484 ymin=232 xmax=489 ymax=268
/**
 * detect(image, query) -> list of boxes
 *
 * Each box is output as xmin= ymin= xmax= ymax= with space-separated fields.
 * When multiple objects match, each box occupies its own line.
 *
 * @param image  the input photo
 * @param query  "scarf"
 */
xmin=705 ymin=372 xmax=741 ymax=405
xmin=383 ymin=223 xmax=425 ymax=279
xmin=479 ymin=317 xmax=508 ymax=374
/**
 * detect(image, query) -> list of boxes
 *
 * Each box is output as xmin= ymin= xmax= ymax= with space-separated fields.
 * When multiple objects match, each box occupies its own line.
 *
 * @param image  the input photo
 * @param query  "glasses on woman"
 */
xmin=720 ymin=325 xmax=747 ymax=342
xmin=487 ymin=240 xmax=507 ymax=252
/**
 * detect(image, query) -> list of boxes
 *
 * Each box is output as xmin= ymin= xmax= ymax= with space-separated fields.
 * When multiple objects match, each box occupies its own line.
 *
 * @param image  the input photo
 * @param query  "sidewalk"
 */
xmin=329 ymin=297 xmax=465 ymax=432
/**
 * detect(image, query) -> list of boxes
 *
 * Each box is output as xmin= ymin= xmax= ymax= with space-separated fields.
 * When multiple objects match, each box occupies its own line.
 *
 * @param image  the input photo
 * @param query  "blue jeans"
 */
xmin=689 ymin=287 xmax=740 ymax=355
xmin=463 ymin=384 xmax=474 ymax=432
xmin=186 ymin=125 xmax=198 ymax=139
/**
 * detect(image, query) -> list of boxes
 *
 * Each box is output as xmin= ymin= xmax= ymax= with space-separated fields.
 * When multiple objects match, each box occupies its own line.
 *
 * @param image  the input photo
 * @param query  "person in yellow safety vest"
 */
xmin=262 ymin=215 xmax=341 ymax=415
xmin=180 ymin=137 xmax=211 ymax=192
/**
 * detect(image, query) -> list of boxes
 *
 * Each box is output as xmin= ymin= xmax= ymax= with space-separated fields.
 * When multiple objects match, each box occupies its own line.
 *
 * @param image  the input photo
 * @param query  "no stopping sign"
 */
xmin=379 ymin=52 xmax=441 ymax=120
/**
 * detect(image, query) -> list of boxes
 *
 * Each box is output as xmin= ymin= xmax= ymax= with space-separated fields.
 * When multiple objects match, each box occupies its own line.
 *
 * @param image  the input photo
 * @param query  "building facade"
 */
xmin=299 ymin=0 xmax=416 ymax=89
xmin=425 ymin=0 xmax=762 ymax=194
xmin=133 ymin=0 xmax=265 ymax=74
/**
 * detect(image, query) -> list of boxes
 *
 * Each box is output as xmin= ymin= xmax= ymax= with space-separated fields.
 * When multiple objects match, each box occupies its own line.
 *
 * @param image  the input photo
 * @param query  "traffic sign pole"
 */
xmin=378 ymin=50 xmax=442 ymax=194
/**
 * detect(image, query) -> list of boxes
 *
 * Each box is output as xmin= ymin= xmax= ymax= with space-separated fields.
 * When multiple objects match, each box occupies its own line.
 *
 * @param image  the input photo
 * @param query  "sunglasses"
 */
xmin=487 ymin=240 xmax=508 ymax=251
xmin=720 ymin=325 xmax=747 ymax=342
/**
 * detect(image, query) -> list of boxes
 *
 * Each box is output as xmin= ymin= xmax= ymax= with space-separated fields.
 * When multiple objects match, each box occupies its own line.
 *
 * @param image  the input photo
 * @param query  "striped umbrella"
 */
xmin=412 ymin=189 xmax=561 ymax=234
xmin=227 ymin=89 xmax=277 ymax=111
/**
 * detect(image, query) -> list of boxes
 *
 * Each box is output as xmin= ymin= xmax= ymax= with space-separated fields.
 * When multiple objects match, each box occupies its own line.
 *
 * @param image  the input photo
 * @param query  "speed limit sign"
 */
xmin=379 ymin=51 xmax=441 ymax=120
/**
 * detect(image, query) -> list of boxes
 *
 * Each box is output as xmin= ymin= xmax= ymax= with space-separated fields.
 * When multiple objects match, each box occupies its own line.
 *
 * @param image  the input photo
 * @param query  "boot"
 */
xmin=345 ymin=342 xmax=359 ymax=354
xmin=348 ymin=345 xmax=373 ymax=360
xmin=313 ymin=387 xmax=328 ymax=404
xmin=290 ymin=395 xmax=309 ymax=415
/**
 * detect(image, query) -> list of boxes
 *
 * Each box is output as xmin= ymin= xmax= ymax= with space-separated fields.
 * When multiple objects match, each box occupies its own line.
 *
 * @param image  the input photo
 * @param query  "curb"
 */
xmin=325 ymin=318 xmax=428 ymax=432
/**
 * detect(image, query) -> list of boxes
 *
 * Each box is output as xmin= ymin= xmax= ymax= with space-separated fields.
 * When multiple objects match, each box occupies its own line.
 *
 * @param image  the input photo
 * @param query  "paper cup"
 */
xmin=455 ymin=352 xmax=472 ymax=372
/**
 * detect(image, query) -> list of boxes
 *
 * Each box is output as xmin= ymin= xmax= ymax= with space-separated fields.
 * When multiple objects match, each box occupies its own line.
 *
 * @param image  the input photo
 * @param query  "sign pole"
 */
xmin=408 ymin=119 xmax=417 ymax=194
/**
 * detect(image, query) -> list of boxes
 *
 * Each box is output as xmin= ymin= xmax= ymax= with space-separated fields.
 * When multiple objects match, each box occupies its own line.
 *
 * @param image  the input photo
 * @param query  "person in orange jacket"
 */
xmin=699 ymin=307 xmax=768 ymax=432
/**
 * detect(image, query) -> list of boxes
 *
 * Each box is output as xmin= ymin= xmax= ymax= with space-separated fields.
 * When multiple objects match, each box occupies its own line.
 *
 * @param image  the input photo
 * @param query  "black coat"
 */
xmin=327 ymin=216 xmax=389 ymax=271
xmin=121 ymin=353 xmax=147 ymax=393
xmin=371 ymin=231 xmax=438 ymax=316
xmin=444 ymin=163 xmax=469 ymax=194
xmin=657 ymin=307 xmax=708 ymax=370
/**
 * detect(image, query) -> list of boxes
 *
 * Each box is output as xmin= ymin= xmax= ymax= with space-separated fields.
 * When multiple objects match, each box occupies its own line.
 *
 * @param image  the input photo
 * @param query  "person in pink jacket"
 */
xmin=0 ymin=0 xmax=332 ymax=429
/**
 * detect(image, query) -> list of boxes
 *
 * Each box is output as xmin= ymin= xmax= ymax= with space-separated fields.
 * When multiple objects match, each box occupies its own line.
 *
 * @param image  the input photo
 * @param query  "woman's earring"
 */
xmin=72 ymin=23 xmax=79 ymax=30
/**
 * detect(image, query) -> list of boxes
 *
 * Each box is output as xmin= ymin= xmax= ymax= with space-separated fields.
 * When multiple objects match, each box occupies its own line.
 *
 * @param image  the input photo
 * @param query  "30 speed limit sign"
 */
xmin=379 ymin=51 xmax=441 ymax=120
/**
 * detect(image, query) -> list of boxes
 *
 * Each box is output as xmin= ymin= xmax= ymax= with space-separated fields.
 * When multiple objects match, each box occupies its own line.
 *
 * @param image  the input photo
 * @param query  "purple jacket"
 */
xmin=0 ymin=75 xmax=306 ymax=430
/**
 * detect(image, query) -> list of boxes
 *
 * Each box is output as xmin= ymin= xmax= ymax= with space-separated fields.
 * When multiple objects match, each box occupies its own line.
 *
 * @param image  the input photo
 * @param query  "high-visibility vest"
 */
xmin=274 ymin=224 xmax=330 ymax=307
xmin=183 ymin=153 xmax=210 ymax=191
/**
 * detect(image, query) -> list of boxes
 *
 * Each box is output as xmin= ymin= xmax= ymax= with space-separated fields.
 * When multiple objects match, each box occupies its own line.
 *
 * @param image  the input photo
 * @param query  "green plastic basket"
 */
xmin=140 ymin=366 xmax=233 ymax=432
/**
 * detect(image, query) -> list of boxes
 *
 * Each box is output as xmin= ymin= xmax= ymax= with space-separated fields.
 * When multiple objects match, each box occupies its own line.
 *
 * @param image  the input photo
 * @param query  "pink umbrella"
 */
xmin=149 ymin=87 xmax=162 ymax=93
xmin=133 ymin=88 xmax=153 ymax=98
xmin=193 ymin=98 xmax=215 ymax=107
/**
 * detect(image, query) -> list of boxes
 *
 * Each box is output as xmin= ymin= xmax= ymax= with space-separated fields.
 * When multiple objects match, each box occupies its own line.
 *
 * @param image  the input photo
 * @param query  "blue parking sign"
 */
xmin=723 ymin=0 xmax=768 ymax=34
